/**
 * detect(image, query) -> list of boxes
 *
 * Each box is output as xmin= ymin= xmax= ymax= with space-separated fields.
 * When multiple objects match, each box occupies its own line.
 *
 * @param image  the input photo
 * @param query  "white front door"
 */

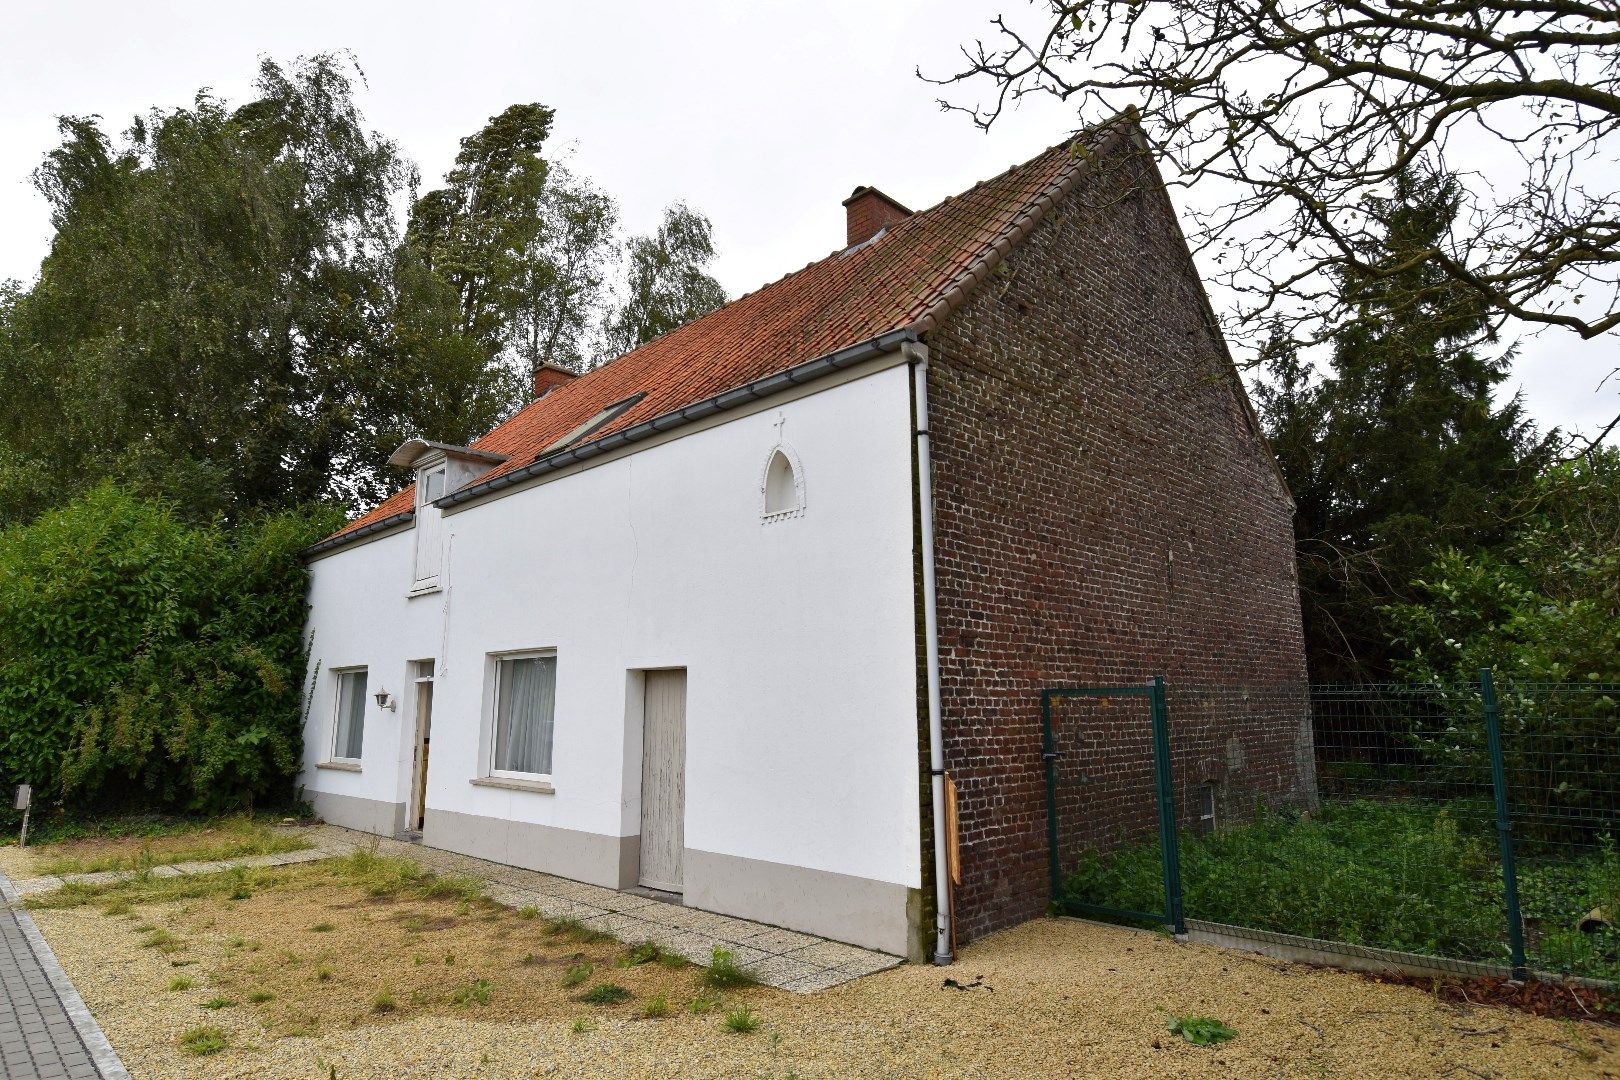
xmin=639 ymin=669 xmax=687 ymax=893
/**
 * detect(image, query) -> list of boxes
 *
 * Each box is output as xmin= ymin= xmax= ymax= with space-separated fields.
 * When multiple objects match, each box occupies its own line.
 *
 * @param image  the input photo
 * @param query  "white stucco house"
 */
xmin=298 ymin=116 xmax=1308 ymax=961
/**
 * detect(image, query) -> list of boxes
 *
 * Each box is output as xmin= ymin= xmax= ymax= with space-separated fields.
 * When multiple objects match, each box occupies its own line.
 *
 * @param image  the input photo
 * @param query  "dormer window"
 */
xmin=387 ymin=437 xmax=510 ymax=597
xmin=413 ymin=465 xmax=447 ymax=587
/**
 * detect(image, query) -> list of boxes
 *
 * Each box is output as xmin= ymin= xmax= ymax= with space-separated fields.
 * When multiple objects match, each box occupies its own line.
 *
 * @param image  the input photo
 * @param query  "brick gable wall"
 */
xmin=923 ymin=143 xmax=1311 ymax=944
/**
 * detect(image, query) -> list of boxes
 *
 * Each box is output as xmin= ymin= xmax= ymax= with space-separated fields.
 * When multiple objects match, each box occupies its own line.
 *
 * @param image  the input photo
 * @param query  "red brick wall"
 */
xmin=923 ymin=144 xmax=1312 ymax=944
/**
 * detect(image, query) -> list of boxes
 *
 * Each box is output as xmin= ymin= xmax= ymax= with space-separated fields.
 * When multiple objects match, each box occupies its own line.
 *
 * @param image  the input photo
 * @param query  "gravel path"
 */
xmin=29 ymin=899 xmax=1618 ymax=1079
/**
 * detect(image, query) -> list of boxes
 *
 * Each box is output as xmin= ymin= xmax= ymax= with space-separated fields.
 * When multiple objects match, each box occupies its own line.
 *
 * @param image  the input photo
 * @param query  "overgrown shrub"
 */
xmin=0 ymin=484 xmax=338 ymax=818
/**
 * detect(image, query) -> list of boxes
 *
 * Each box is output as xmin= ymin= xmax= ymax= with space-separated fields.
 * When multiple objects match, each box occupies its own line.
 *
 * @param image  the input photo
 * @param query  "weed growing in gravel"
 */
xmin=702 ymin=947 xmax=757 ymax=989
xmin=657 ymin=951 xmax=691 ymax=970
xmin=546 ymin=916 xmax=611 ymax=943
xmin=618 ymin=941 xmax=662 ymax=967
xmin=688 ymin=990 xmax=721 ymax=1014
xmin=170 ymin=958 xmax=196 ymax=968
xmin=372 ymin=991 xmax=398 ymax=1013
xmin=310 ymin=922 xmax=335 ymax=933
xmin=141 ymin=928 xmax=179 ymax=952
xmin=101 ymin=899 xmax=132 ymax=917
xmin=315 ymin=964 xmax=333 ymax=982
xmin=578 ymin=982 xmax=631 ymax=1005
xmin=451 ymin=978 xmax=493 ymax=1006
xmin=571 ymin=1016 xmax=597 ymax=1034
xmin=178 ymin=1025 xmax=227 ymax=1055
xmin=1167 ymin=1014 xmax=1236 ymax=1046
xmin=200 ymin=996 xmax=236 ymax=1010
xmin=724 ymin=1005 xmax=761 ymax=1033
xmin=247 ymin=991 xmax=275 ymax=1004
xmin=641 ymin=993 xmax=671 ymax=1018
xmin=33 ymin=816 xmax=309 ymax=877
xmin=167 ymin=976 xmax=193 ymax=991
xmin=518 ymin=905 xmax=540 ymax=919
xmin=562 ymin=961 xmax=594 ymax=988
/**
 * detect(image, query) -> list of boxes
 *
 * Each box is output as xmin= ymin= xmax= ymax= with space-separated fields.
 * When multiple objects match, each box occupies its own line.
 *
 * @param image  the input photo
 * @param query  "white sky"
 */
xmin=2 ymin=0 xmax=1615 ymax=437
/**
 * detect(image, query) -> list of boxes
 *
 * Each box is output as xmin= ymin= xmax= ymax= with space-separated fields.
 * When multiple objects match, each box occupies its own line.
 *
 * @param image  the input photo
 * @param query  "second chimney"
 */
xmin=842 ymin=186 xmax=911 ymax=248
xmin=533 ymin=362 xmax=577 ymax=400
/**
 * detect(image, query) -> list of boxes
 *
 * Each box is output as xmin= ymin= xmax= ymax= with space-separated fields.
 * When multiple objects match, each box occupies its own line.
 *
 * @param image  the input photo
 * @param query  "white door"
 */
xmin=639 ymin=669 xmax=687 ymax=893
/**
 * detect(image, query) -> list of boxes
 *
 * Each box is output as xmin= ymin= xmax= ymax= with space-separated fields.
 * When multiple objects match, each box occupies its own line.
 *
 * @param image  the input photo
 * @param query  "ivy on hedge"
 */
xmin=0 ymin=484 xmax=339 ymax=815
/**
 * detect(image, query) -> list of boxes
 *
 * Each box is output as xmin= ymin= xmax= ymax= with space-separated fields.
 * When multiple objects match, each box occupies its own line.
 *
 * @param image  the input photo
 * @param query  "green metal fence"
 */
xmin=1049 ymin=673 xmax=1620 ymax=987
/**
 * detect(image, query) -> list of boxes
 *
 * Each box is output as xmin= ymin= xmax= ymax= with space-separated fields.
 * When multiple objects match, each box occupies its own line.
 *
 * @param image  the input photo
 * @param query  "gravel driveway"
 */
xmin=28 ymin=897 xmax=1618 ymax=1079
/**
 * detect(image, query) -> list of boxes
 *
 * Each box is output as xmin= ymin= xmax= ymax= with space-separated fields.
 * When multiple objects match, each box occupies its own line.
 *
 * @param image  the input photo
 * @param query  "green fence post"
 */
xmin=1042 ymin=690 xmax=1061 ymax=907
xmin=1481 ymin=668 xmax=1527 ymax=979
xmin=1149 ymin=676 xmax=1187 ymax=936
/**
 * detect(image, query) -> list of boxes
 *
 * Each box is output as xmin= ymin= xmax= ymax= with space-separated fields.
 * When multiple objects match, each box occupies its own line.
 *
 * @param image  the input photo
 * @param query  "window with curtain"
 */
xmin=492 ymin=653 xmax=557 ymax=778
xmin=333 ymin=668 xmax=368 ymax=761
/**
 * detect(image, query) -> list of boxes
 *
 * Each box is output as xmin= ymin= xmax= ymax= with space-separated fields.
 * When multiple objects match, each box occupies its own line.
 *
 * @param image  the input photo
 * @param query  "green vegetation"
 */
xmin=561 ymin=962 xmax=593 ymax=989
xmin=640 ymin=993 xmax=671 ymax=1018
xmin=687 ymin=990 xmax=721 ymax=1015
xmin=451 ymin=978 xmax=492 ymax=1006
xmin=1168 ymin=1014 xmax=1236 ymax=1046
xmin=309 ymin=922 xmax=335 ymax=933
xmin=723 ymin=1005 xmax=762 ymax=1033
xmin=247 ymin=991 xmax=275 ymax=1004
xmin=617 ymin=941 xmax=662 ymax=967
xmin=166 ymin=976 xmax=193 ymax=992
xmin=31 ymin=816 xmax=309 ymax=875
xmin=178 ymin=1025 xmax=227 ymax=1056
xmin=577 ymin=982 xmax=631 ymax=1005
xmin=371 ymin=991 xmax=398 ymax=1013
xmin=1061 ymin=799 xmax=1620 ymax=980
xmin=702 ymin=947 xmax=757 ymax=990
xmin=0 ymin=486 xmax=335 ymax=822
xmin=200 ymin=996 xmax=236 ymax=1010
xmin=570 ymin=1016 xmax=597 ymax=1034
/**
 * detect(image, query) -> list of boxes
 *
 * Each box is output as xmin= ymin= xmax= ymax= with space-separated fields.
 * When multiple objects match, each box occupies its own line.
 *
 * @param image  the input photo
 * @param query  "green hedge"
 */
xmin=0 ymin=485 xmax=338 ymax=818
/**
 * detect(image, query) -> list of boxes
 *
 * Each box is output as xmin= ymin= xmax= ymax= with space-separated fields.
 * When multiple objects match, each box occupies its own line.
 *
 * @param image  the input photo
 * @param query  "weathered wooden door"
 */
xmin=639 ymin=669 xmax=687 ymax=893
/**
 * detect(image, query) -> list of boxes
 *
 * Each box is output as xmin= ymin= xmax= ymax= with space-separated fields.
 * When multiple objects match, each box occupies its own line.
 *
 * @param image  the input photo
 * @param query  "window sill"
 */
xmin=470 ymin=776 xmax=555 ymax=795
xmin=406 ymin=582 xmax=443 ymax=598
xmin=315 ymin=760 xmax=362 ymax=773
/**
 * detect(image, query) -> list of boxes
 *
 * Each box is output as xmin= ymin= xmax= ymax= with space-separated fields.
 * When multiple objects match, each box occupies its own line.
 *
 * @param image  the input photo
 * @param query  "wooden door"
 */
xmin=411 ymin=671 xmax=434 ymax=833
xmin=639 ymin=669 xmax=687 ymax=892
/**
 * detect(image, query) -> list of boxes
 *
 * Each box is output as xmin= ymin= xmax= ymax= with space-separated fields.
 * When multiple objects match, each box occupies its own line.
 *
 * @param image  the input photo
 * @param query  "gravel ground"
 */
xmin=29 ymin=893 xmax=1619 ymax=1080
xmin=0 ymin=843 xmax=42 ymax=879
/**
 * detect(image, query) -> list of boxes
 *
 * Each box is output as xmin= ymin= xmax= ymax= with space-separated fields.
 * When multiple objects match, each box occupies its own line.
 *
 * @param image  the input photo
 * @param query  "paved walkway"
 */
xmin=0 ymin=871 xmax=127 ymax=1080
xmin=7 ymin=825 xmax=901 ymax=995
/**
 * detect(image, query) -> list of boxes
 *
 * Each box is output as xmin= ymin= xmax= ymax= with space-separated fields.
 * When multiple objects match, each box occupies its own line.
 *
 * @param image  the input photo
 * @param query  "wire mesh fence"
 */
xmin=1051 ymin=675 xmax=1620 ymax=987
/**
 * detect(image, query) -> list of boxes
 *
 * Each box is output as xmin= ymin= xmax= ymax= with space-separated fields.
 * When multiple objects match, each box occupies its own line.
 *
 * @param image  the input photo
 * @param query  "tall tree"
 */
xmin=934 ymin=0 xmax=1620 ymax=364
xmin=1254 ymin=170 xmax=1546 ymax=681
xmin=405 ymin=102 xmax=554 ymax=351
xmin=0 ymin=54 xmax=515 ymax=521
xmin=601 ymin=204 xmax=727 ymax=357
xmin=513 ymin=167 xmax=619 ymax=377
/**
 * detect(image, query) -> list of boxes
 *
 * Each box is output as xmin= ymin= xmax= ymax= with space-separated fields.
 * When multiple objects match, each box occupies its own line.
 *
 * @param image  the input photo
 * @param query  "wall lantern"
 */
xmin=373 ymin=688 xmax=396 ymax=712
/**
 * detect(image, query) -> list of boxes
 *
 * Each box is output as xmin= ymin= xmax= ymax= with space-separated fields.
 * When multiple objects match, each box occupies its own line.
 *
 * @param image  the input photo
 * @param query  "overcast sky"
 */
xmin=2 ymin=0 xmax=1615 ymax=436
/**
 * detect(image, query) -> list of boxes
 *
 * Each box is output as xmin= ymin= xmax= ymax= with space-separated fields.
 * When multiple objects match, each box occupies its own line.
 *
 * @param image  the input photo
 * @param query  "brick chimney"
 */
xmin=533 ymin=362 xmax=576 ymax=400
xmin=842 ymin=186 xmax=911 ymax=248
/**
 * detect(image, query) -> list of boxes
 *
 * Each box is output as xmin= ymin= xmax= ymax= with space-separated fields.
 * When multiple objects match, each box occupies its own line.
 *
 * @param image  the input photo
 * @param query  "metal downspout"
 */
xmin=907 ymin=340 xmax=954 ymax=965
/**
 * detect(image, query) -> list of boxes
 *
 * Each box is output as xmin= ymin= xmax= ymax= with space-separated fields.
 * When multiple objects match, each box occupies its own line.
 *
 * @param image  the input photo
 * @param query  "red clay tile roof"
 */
xmin=325 ymin=117 xmax=1133 ymax=544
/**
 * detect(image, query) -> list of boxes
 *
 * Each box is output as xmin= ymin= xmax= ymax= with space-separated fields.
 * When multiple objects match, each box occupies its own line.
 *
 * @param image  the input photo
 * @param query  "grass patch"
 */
xmin=166 ymin=975 xmax=193 ymax=991
xmin=702 ymin=947 xmax=757 ymax=989
xmin=141 ymin=928 xmax=180 ymax=952
xmin=562 ymin=961 xmax=593 ymax=988
xmin=578 ymin=982 xmax=631 ymax=1005
xmin=31 ymin=814 xmax=310 ymax=876
xmin=200 ymin=996 xmax=236 ymax=1010
xmin=518 ymin=905 xmax=540 ymax=919
xmin=618 ymin=940 xmax=662 ymax=967
xmin=570 ymin=1016 xmax=597 ymax=1034
xmin=688 ymin=990 xmax=721 ymax=1014
xmin=544 ymin=915 xmax=612 ymax=944
xmin=723 ymin=1005 xmax=761 ymax=1033
xmin=372 ymin=990 xmax=398 ymax=1013
xmin=1060 ymin=798 xmax=1620 ymax=981
xmin=656 ymin=950 xmax=691 ymax=970
xmin=247 ymin=990 xmax=275 ymax=1004
xmin=178 ymin=1024 xmax=228 ymax=1056
xmin=315 ymin=964 xmax=333 ymax=982
xmin=640 ymin=993 xmax=670 ymax=1018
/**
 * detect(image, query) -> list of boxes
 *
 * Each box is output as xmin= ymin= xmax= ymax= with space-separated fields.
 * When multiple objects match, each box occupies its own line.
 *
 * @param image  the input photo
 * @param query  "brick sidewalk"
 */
xmin=0 ymin=872 xmax=127 ymax=1080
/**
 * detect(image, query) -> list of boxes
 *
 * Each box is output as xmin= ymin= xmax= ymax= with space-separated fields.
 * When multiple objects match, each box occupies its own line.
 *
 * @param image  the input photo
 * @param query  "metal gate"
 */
xmin=1042 ymin=676 xmax=1185 ymax=934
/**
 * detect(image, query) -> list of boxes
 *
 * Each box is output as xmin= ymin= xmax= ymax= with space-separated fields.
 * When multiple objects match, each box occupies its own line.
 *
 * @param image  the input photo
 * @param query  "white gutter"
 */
xmin=906 ymin=340 xmax=954 ymax=965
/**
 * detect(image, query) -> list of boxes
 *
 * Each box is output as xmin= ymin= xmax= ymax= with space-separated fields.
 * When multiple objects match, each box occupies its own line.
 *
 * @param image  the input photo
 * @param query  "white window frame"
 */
xmin=329 ymin=667 xmax=369 ymax=765
xmin=486 ymin=649 xmax=558 ymax=783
